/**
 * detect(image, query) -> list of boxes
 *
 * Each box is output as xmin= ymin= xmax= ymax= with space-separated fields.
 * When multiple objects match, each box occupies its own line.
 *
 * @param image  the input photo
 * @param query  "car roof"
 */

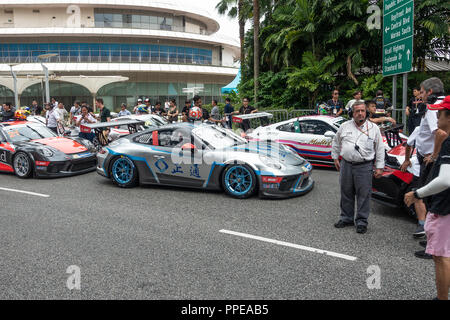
xmin=0 ymin=121 xmax=32 ymax=127
xmin=271 ymin=115 xmax=344 ymax=127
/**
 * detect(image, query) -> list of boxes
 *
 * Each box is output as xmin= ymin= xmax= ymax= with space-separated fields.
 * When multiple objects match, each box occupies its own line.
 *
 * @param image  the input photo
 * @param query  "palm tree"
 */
xmin=253 ymin=0 xmax=260 ymax=106
xmin=216 ymin=0 xmax=252 ymax=65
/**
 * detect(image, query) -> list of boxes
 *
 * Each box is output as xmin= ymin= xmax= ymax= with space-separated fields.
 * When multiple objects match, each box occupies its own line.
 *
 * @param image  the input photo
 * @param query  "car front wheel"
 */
xmin=13 ymin=152 xmax=33 ymax=179
xmin=222 ymin=164 xmax=257 ymax=199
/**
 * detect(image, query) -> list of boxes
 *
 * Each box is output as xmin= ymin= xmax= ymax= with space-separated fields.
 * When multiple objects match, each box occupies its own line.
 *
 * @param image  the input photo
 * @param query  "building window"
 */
xmin=0 ymin=43 xmax=214 ymax=66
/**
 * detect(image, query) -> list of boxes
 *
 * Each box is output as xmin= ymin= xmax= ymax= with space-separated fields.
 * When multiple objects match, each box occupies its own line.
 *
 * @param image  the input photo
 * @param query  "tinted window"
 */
xmin=299 ymin=120 xmax=334 ymax=135
xmin=277 ymin=122 xmax=295 ymax=133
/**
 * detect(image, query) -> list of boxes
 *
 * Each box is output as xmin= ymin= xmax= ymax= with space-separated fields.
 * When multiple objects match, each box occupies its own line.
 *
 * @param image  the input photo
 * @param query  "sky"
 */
xmin=186 ymin=0 xmax=240 ymax=39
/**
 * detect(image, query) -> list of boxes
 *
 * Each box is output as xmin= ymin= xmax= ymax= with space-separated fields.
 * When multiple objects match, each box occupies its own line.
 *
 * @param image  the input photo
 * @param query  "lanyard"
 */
xmin=354 ymin=120 xmax=370 ymax=137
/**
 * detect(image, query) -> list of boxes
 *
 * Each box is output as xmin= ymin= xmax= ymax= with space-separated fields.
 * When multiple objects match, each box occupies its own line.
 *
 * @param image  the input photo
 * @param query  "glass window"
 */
xmin=299 ymin=120 xmax=334 ymax=135
xmin=277 ymin=123 xmax=295 ymax=133
xmin=149 ymin=16 xmax=157 ymax=24
xmin=141 ymin=15 xmax=150 ymax=28
xmin=132 ymin=14 xmax=140 ymax=28
xmin=113 ymin=14 xmax=122 ymax=22
xmin=103 ymin=13 xmax=112 ymax=22
xmin=94 ymin=13 xmax=104 ymax=22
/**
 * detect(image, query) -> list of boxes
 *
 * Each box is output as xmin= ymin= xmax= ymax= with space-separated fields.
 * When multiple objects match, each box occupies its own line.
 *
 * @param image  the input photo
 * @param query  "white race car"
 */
xmin=249 ymin=115 xmax=407 ymax=168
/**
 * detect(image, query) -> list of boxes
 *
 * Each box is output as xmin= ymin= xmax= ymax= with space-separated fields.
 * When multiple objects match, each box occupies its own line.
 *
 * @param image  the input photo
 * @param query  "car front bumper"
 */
xmin=259 ymin=173 xmax=314 ymax=199
xmin=34 ymin=155 xmax=97 ymax=178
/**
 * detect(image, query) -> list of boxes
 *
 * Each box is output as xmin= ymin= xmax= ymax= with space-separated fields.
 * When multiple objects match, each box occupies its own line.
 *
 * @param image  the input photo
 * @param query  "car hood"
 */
xmin=223 ymin=142 xmax=306 ymax=166
xmin=31 ymin=137 xmax=87 ymax=154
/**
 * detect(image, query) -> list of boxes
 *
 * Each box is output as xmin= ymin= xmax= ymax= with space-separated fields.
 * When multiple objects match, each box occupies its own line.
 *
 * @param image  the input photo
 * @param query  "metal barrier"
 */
xmin=263 ymin=110 xmax=290 ymax=124
xmin=288 ymin=109 xmax=317 ymax=119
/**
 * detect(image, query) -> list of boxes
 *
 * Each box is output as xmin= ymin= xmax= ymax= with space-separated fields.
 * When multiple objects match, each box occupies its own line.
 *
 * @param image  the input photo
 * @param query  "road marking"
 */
xmin=219 ymin=229 xmax=358 ymax=262
xmin=0 ymin=187 xmax=50 ymax=198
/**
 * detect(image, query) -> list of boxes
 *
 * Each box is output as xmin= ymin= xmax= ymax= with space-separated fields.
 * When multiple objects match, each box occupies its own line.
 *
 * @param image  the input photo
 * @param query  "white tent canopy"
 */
xmin=0 ymin=75 xmax=128 ymax=96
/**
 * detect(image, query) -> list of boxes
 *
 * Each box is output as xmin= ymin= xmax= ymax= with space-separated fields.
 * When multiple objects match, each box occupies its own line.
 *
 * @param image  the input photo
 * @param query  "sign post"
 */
xmin=383 ymin=0 xmax=414 ymax=128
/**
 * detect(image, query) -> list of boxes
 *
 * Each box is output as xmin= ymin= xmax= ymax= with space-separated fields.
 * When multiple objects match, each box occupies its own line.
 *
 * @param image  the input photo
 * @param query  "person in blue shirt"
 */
xmin=223 ymin=98 xmax=234 ymax=128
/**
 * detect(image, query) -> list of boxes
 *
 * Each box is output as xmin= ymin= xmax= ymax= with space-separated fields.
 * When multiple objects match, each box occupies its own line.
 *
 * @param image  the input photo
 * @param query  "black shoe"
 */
xmin=419 ymin=241 xmax=427 ymax=248
xmin=334 ymin=220 xmax=354 ymax=228
xmin=356 ymin=225 xmax=367 ymax=234
xmin=414 ymin=250 xmax=433 ymax=259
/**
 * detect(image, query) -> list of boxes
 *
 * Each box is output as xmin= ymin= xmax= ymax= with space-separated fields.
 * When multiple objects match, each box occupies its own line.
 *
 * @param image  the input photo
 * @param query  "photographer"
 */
xmin=76 ymin=105 xmax=97 ymax=142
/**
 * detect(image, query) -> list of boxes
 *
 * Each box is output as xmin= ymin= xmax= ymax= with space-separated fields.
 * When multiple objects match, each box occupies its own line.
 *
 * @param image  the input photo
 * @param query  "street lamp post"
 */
xmin=37 ymin=53 xmax=58 ymax=104
xmin=8 ymin=63 xmax=20 ymax=108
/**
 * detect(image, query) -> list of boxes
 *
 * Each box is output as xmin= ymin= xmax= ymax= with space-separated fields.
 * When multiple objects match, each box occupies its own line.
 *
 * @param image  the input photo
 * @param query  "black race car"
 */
xmin=0 ymin=120 xmax=97 ymax=178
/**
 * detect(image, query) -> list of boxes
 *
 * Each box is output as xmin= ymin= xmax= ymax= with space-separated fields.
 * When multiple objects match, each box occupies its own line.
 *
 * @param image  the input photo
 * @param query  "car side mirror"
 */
xmin=324 ymin=131 xmax=336 ymax=139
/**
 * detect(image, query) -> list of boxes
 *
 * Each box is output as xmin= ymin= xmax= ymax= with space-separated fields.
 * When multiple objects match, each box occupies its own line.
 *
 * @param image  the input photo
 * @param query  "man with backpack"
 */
xmin=374 ymin=90 xmax=393 ymax=116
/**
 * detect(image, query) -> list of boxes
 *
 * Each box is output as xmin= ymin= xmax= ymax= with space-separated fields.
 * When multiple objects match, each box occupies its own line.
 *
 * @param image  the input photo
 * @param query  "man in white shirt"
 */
xmin=70 ymin=100 xmax=82 ymax=126
xmin=45 ymin=103 xmax=60 ymax=134
xmin=400 ymin=77 xmax=447 ymax=260
xmin=331 ymin=101 xmax=385 ymax=234
xmin=345 ymin=90 xmax=364 ymax=113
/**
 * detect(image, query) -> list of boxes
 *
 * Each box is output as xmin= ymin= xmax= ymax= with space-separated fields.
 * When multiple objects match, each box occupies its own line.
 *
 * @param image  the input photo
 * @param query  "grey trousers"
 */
xmin=339 ymin=160 xmax=373 ymax=227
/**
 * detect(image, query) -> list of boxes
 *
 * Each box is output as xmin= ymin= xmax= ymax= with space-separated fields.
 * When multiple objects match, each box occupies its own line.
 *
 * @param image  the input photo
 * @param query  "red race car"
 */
xmin=0 ymin=120 xmax=97 ymax=178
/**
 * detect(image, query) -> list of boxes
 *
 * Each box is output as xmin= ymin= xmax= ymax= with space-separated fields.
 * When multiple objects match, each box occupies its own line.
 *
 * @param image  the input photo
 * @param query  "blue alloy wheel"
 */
xmin=222 ymin=164 xmax=257 ymax=199
xmin=111 ymin=156 xmax=138 ymax=187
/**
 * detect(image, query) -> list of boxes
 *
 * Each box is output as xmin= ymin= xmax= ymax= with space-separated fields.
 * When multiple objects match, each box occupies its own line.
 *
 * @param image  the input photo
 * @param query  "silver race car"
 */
xmin=97 ymin=123 xmax=314 ymax=199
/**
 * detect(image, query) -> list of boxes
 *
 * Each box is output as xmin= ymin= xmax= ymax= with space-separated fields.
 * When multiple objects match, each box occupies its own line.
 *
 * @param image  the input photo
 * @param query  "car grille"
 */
xmin=70 ymin=160 xmax=96 ymax=172
xmin=279 ymin=175 xmax=301 ymax=192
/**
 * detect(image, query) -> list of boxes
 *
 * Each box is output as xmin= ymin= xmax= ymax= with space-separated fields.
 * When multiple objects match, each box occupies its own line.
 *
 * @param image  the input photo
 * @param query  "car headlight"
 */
xmin=39 ymin=147 xmax=54 ymax=157
xmin=260 ymin=155 xmax=283 ymax=170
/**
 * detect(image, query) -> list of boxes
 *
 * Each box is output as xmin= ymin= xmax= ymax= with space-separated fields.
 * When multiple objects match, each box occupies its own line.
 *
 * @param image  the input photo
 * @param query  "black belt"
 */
xmin=344 ymin=159 xmax=374 ymax=166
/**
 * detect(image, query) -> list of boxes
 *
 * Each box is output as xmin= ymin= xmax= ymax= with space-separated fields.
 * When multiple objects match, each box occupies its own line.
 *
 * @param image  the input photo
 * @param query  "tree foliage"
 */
xmin=217 ymin=0 xmax=450 ymax=109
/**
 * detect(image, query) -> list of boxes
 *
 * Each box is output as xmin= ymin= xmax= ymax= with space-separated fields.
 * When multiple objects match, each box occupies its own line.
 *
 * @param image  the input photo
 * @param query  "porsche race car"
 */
xmin=97 ymin=123 xmax=314 ymax=199
xmin=249 ymin=115 xmax=407 ymax=168
xmin=0 ymin=121 xmax=97 ymax=178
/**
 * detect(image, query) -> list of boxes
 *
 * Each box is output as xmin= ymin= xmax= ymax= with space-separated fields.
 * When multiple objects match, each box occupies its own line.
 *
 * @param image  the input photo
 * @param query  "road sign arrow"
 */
xmin=407 ymin=49 xmax=411 ymax=60
xmin=385 ymin=26 xmax=390 ymax=33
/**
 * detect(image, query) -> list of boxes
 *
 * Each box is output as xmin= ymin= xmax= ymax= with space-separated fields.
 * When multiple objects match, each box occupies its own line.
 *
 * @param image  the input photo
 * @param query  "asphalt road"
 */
xmin=0 ymin=168 xmax=436 ymax=300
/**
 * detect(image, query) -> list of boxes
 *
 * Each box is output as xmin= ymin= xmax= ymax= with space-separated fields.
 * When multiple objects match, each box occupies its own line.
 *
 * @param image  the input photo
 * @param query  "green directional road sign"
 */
xmin=383 ymin=0 xmax=414 ymax=76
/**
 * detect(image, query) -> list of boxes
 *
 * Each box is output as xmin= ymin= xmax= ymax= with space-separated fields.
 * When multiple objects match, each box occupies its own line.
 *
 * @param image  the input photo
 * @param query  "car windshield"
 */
xmin=3 ymin=124 xmax=56 ymax=142
xmin=192 ymin=126 xmax=247 ymax=149
xmin=333 ymin=118 xmax=346 ymax=128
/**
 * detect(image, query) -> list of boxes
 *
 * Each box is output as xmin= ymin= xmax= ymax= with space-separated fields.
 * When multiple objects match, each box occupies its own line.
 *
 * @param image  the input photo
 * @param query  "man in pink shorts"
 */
xmin=405 ymin=95 xmax=450 ymax=300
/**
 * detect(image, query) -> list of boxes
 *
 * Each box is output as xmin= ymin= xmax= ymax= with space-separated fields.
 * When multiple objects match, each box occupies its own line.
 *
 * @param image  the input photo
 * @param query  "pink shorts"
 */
xmin=425 ymin=213 xmax=450 ymax=258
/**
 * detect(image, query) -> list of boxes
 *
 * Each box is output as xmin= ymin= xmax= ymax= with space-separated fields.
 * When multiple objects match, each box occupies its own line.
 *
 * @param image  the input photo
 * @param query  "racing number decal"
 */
xmin=0 ymin=143 xmax=14 ymax=172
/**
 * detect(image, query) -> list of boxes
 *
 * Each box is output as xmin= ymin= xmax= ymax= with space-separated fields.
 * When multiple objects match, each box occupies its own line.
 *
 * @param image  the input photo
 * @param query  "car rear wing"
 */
xmin=383 ymin=124 xmax=404 ymax=148
xmin=232 ymin=112 xmax=274 ymax=124
xmin=81 ymin=119 xmax=145 ymax=147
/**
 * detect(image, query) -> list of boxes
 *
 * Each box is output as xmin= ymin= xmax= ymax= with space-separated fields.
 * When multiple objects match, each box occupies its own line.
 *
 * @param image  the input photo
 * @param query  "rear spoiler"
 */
xmin=232 ymin=112 xmax=273 ymax=124
xmin=383 ymin=124 xmax=404 ymax=148
xmin=81 ymin=119 xmax=145 ymax=146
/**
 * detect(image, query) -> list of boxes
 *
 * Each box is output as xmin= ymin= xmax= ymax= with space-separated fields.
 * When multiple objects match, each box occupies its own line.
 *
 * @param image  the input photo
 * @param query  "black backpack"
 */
xmin=375 ymin=96 xmax=386 ymax=109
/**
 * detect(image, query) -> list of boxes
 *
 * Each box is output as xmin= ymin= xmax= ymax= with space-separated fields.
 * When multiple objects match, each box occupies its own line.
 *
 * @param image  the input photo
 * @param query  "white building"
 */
xmin=0 ymin=0 xmax=240 ymax=110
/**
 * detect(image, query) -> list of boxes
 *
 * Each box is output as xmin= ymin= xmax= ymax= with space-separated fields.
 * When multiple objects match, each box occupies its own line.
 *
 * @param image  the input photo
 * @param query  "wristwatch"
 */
xmin=412 ymin=188 xmax=422 ymax=200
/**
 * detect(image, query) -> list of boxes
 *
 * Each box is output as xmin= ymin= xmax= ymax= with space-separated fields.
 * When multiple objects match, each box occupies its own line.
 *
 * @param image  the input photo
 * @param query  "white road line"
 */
xmin=219 ymin=229 xmax=358 ymax=262
xmin=0 ymin=187 xmax=50 ymax=198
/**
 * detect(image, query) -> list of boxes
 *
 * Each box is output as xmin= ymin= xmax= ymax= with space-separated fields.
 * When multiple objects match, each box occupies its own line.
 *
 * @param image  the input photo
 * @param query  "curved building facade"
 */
xmin=0 ymin=0 xmax=240 ymax=110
